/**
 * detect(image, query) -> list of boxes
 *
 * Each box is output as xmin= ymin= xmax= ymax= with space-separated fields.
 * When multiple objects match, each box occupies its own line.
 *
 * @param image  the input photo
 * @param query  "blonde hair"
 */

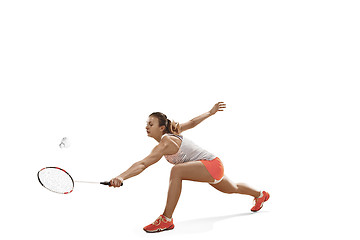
xmin=149 ymin=112 xmax=181 ymax=135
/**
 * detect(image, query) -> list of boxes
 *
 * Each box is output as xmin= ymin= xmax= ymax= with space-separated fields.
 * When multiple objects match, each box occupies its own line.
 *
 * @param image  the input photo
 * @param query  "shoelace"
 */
xmin=152 ymin=216 xmax=163 ymax=226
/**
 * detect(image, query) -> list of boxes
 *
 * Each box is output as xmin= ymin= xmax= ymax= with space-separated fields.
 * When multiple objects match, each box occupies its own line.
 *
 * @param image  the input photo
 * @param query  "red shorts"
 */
xmin=200 ymin=157 xmax=224 ymax=184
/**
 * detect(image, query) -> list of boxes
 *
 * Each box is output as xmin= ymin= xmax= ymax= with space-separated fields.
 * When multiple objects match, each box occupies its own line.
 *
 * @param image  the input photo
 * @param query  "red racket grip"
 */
xmin=100 ymin=181 xmax=123 ymax=186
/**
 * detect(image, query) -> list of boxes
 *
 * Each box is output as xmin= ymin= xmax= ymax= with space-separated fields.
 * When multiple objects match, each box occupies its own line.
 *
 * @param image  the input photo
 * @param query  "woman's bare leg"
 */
xmin=162 ymin=162 xmax=261 ymax=219
xmin=210 ymin=176 xmax=261 ymax=198
xmin=163 ymin=161 xmax=215 ymax=218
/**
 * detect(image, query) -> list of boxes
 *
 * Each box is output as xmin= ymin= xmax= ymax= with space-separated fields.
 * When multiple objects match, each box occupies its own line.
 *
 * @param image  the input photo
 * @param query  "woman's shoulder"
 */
xmin=162 ymin=133 xmax=183 ymax=140
xmin=160 ymin=134 xmax=182 ymax=155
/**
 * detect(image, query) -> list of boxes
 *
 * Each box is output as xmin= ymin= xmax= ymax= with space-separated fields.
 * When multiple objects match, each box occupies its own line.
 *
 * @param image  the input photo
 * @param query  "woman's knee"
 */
xmin=236 ymin=183 xmax=248 ymax=194
xmin=170 ymin=165 xmax=183 ymax=180
xmin=211 ymin=178 xmax=238 ymax=194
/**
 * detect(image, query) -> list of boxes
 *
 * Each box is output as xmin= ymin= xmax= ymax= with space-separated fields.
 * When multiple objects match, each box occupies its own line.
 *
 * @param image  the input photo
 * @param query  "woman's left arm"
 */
xmin=179 ymin=102 xmax=226 ymax=133
xmin=109 ymin=142 xmax=167 ymax=187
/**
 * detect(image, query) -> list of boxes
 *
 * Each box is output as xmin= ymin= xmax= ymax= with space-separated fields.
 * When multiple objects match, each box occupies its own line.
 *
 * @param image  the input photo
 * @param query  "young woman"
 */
xmin=109 ymin=102 xmax=270 ymax=233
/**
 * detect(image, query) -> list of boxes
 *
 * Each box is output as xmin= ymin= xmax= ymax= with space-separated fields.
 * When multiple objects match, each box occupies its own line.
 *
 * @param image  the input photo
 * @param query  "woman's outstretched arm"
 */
xmin=109 ymin=137 xmax=179 ymax=187
xmin=179 ymin=102 xmax=226 ymax=133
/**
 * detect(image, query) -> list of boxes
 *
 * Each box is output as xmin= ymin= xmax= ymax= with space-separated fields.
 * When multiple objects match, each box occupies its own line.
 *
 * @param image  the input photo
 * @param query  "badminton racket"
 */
xmin=37 ymin=167 xmax=122 ymax=194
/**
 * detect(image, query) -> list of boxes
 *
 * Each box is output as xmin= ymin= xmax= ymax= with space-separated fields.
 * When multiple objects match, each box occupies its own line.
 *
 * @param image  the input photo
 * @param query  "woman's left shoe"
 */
xmin=143 ymin=215 xmax=175 ymax=233
xmin=251 ymin=191 xmax=270 ymax=212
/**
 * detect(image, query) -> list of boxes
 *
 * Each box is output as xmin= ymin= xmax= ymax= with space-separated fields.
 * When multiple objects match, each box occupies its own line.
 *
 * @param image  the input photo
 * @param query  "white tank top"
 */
xmin=162 ymin=133 xmax=216 ymax=165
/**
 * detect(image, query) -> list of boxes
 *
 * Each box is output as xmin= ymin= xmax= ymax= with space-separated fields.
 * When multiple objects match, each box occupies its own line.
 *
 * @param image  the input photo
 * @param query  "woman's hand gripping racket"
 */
xmin=37 ymin=167 xmax=123 ymax=194
xmin=109 ymin=176 xmax=124 ymax=188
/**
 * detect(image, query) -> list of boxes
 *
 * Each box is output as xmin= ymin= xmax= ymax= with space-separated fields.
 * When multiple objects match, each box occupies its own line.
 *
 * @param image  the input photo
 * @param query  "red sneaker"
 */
xmin=143 ymin=215 xmax=175 ymax=233
xmin=251 ymin=191 xmax=270 ymax=212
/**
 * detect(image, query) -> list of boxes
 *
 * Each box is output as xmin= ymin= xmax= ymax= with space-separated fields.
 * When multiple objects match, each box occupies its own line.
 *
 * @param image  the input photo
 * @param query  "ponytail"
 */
xmin=167 ymin=119 xmax=181 ymax=135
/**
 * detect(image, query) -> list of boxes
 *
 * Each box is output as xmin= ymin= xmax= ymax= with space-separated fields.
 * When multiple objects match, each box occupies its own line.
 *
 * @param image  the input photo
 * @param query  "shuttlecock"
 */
xmin=59 ymin=137 xmax=70 ymax=148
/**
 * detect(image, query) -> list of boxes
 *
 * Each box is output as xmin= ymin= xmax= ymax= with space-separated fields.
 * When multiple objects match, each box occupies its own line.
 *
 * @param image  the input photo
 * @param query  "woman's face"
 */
xmin=146 ymin=116 xmax=165 ymax=139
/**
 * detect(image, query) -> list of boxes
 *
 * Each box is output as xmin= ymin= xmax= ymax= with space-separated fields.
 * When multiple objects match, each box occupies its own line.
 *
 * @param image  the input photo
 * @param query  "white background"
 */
xmin=1 ymin=1 xmax=359 ymax=239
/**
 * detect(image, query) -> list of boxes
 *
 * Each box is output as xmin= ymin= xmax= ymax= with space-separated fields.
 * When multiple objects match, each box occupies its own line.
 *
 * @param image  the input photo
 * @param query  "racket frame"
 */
xmin=37 ymin=167 xmax=120 ymax=194
xmin=37 ymin=167 xmax=74 ymax=194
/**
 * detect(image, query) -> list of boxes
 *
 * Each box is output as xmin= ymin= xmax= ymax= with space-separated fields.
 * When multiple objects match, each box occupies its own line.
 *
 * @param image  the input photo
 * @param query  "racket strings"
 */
xmin=38 ymin=168 xmax=74 ymax=194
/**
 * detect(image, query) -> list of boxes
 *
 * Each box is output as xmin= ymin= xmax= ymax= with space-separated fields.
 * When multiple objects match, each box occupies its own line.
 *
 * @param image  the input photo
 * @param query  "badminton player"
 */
xmin=110 ymin=102 xmax=270 ymax=233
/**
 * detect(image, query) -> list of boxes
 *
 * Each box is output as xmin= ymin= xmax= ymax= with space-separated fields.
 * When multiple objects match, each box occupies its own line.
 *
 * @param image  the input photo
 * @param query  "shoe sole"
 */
xmin=251 ymin=193 xmax=270 ymax=212
xmin=144 ymin=224 xmax=175 ymax=233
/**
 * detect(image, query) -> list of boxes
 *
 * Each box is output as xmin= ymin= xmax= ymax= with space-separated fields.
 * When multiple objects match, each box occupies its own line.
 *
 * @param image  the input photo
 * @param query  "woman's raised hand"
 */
xmin=209 ymin=102 xmax=226 ymax=116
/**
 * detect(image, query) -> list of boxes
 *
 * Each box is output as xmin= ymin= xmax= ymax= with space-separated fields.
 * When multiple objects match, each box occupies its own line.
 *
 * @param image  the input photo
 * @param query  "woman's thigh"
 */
xmin=171 ymin=161 xmax=215 ymax=183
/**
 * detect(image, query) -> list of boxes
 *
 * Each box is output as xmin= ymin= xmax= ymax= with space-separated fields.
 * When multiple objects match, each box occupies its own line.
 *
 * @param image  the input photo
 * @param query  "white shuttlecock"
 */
xmin=59 ymin=137 xmax=70 ymax=148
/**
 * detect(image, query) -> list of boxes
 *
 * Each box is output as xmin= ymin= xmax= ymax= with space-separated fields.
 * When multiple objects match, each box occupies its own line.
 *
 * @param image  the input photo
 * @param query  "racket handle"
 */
xmin=100 ymin=181 xmax=123 ymax=186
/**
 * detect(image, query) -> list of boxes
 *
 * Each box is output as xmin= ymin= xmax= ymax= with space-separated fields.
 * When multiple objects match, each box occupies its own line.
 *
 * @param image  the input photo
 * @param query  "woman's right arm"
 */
xmin=109 ymin=142 xmax=166 ymax=187
xmin=109 ymin=137 xmax=179 ymax=187
xmin=179 ymin=102 xmax=226 ymax=133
